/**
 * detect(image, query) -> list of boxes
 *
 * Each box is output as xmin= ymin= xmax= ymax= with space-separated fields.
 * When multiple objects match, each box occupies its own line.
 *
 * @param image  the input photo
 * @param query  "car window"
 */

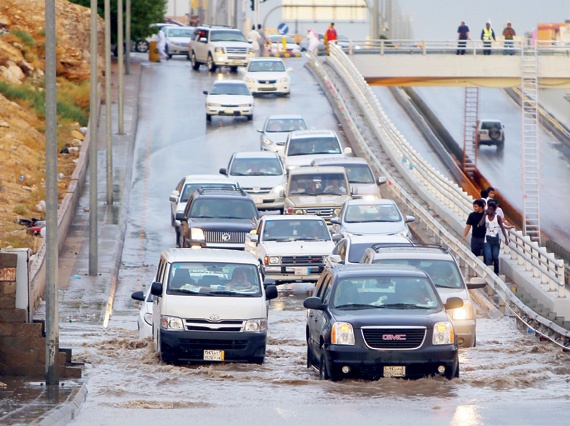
xmin=372 ymin=259 xmax=464 ymax=289
xmin=266 ymin=118 xmax=306 ymax=132
xmin=168 ymin=28 xmax=195 ymax=37
xmin=229 ymin=157 xmax=283 ymax=176
xmin=315 ymin=273 xmax=332 ymax=300
xmin=181 ymin=183 xmax=236 ymax=202
xmin=344 ymin=204 xmax=402 ymax=223
xmin=287 ymin=137 xmax=341 ymax=156
xmin=211 ymin=30 xmax=246 ymax=42
xmin=168 ymin=262 xmax=261 ymax=296
xmin=347 ymin=242 xmax=371 ymax=263
xmin=248 ymin=61 xmax=286 ymax=72
xmin=345 ymin=164 xmax=375 ymax=184
xmin=210 ymin=83 xmax=250 ymax=96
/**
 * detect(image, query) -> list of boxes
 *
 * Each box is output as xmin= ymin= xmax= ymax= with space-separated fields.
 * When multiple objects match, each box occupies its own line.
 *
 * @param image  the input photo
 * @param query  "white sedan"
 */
xmin=244 ymin=58 xmax=290 ymax=96
xmin=203 ymin=80 xmax=254 ymax=121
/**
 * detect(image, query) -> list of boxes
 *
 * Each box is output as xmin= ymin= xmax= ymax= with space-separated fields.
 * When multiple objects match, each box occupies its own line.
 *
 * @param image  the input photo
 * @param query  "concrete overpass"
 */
xmin=344 ymin=39 xmax=570 ymax=88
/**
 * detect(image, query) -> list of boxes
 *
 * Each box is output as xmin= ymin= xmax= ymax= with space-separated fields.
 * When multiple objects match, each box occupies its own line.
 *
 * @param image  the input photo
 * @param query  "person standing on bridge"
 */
xmin=324 ymin=22 xmax=338 ymax=55
xmin=483 ymin=200 xmax=510 ymax=274
xmin=456 ymin=21 xmax=470 ymax=55
xmin=481 ymin=22 xmax=496 ymax=55
xmin=502 ymin=22 xmax=516 ymax=55
xmin=462 ymin=199 xmax=487 ymax=257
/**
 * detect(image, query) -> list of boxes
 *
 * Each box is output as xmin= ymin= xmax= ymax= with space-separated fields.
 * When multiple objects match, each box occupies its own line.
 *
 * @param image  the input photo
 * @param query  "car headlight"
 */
xmin=160 ymin=315 xmax=184 ymax=330
xmin=279 ymin=77 xmax=289 ymax=83
xmin=333 ymin=208 xmax=341 ymax=216
xmin=245 ymin=78 xmax=256 ymax=84
xmin=331 ymin=322 xmax=355 ymax=345
xmin=432 ymin=321 xmax=454 ymax=345
xmin=448 ymin=300 xmax=474 ymax=321
xmin=264 ymin=255 xmax=281 ymax=265
xmin=243 ymin=319 xmax=267 ymax=332
xmin=191 ymin=228 xmax=205 ymax=241
xmin=262 ymin=137 xmax=274 ymax=146
xmin=206 ymin=102 xmax=220 ymax=107
xmin=395 ymin=228 xmax=410 ymax=238
xmin=143 ymin=312 xmax=153 ymax=326
xmin=294 ymin=209 xmax=305 ymax=215
xmin=214 ymin=47 xmax=224 ymax=54
xmin=362 ymin=194 xmax=380 ymax=201
xmin=240 ymin=103 xmax=253 ymax=107
xmin=271 ymin=184 xmax=285 ymax=195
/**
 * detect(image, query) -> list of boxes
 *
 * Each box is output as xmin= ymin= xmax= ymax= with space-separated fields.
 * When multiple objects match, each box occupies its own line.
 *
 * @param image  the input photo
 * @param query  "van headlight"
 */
xmin=448 ymin=300 xmax=474 ymax=321
xmin=271 ymin=184 xmax=285 ymax=195
xmin=245 ymin=78 xmax=256 ymax=84
xmin=331 ymin=322 xmax=355 ymax=345
xmin=432 ymin=321 xmax=454 ymax=345
xmin=264 ymin=255 xmax=281 ymax=265
xmin=191 ymin=228 xmax=205 ymax=241
xmin=161 ymin=315 xmax=184 ymax=330
xmin=244 ymin=319 xmax=267 ymax=332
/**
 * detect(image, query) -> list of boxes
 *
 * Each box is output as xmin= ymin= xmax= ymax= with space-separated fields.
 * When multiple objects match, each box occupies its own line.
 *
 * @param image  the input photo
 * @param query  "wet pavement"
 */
xmin=0 ymin=54 xmax=143 ymax=425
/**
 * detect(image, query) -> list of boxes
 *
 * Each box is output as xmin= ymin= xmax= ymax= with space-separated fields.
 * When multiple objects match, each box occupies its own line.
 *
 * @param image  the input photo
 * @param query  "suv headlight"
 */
xmin=214 ymin=47 xmax=225 ymax=54
xmin=432 ymin=321 xmax=454 ymax=345
xmin=161 ymin=315 xmax=184 ymax=330
xmin=248 ymin=48 xmax=254 ymax=55
xmin=448 ymin=300 xmax=474 ymax=321
xmin=191 ymin=228 xmax=205 ymax=241
xmin=264 ymin=255 xmax=281 ymax=265
xmin=243 ymin=319 xmax=267 ymax=332
xmin=331 ymin=322 xmax=355 ymax=345
xmin=271 ymin=184 xmax=285 ymax=196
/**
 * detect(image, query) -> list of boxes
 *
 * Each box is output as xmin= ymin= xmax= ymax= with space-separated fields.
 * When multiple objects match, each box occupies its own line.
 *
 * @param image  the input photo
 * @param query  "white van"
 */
xmin=150 ymin=248 xmax=278 ymax=364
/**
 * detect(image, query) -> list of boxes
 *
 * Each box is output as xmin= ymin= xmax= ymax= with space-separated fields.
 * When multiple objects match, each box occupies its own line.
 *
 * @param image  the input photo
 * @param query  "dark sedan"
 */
xmin=304 ymin=264 xmax=463 ymax=381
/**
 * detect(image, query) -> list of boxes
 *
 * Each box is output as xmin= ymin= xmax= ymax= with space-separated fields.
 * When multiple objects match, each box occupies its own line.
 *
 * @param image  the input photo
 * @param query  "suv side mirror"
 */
xmin=169 ymin=190 xmax=180 ymax=202
xmin=467 ymin=277 xmax=487 ymax=289
xmin=203 ymin=90 xmax=208 ymax=95
xmin=219 ymin=167 xmax=227 ymax=175
xmin=343 ymin=147 xmax=353 ymax=156
xmin=303 ymin=297 xmax=326 ymax=310
xmin=199 ymin=37 xmax=207 ymax=43
xmin=405 ymin=215 xmax=415 ymax=223
xmin=377 ymin=176 xmax=387 ymax=186
xmin=175 ymin=212 xmax=186 ymax=221
xmin=150 ymin=281 xmax=163 ymax=297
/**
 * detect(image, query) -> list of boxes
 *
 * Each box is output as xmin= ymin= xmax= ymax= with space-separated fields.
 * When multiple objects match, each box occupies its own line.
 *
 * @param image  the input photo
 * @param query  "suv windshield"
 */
xmin=289 ymin=173 xmax=348 ymax=196
xmin=345 ymin=204 xmax=402 ymax=223
xmin=287 ymin=137 xmax=341 ymax=156
xmin=333 ymin=276 xmax=438 ymax=309
xmin=190 ymin=199 xmax=258 ymax=219
xmin=167 ymin=262 xmax=261 ymax=296
xmin=230 ymin=157 xmax=283 ymax=176
xmin=262 ymin=219 xmax=330 ymax=241
xmin=211 ymin=30 xmax=246 ymax=42
xmin=370 ymin=259 xmax=463 ymax=289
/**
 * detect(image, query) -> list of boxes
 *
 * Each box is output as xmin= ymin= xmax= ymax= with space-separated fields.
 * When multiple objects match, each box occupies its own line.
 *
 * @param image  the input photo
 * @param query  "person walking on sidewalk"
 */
xmin=481 ymin=22 xmax=496 ymax=55
xmin=483 ymin=201 xmax=510 ymax=274
xmin=502 ymin=22 xmax=516 ymax=55
xmin=157 ymin=27 xmax=168 ymax=61
xmin=456 ymin=21 xmax=470 ymax=55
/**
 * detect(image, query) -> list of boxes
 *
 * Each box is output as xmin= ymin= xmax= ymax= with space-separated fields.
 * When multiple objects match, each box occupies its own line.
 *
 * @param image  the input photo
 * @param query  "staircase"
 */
xmin=462 ymin=87 xmax=479 ymax=177
xmin=520 ymin=46 xmax=541 ymax=243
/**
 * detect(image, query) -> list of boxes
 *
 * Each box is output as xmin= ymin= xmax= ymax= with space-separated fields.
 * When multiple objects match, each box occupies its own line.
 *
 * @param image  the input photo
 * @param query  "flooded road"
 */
xmin=58 ymin=57 xmax=569 ymax=425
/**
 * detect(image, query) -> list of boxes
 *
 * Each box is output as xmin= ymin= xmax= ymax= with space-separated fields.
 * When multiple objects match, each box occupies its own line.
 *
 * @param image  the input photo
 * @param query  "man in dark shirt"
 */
xmin=462 ymin=199 xmax=486 ymax=256
xmin=457 ymin=21 xmax=470 ymax=55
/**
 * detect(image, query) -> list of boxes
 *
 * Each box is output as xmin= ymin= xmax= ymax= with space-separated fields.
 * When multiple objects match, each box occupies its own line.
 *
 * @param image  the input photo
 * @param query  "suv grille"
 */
xmin=242 ymin=187 xmax=273 ymax=194
xmin=226 ymin=46 xmax=248 ymax=55
xmin=304 ymin=207 xmax=334 ymax=219
xmin=280 ymin=255 xmax=324 ymax=265
xmin=205 ymin=230 xmax=247 ymax=244
xmin=362 ymin=326 xmax=426 ymax=350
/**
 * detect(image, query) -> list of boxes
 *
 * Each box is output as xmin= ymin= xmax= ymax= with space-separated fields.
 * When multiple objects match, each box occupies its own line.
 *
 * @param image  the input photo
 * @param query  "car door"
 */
xmin=307 ymin=272 xmax=332 ymax=355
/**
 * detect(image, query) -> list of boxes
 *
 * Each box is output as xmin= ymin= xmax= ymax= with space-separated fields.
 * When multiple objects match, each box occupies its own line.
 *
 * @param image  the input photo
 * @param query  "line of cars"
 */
xmin=133 ymin=48 xmax=486 ymax=380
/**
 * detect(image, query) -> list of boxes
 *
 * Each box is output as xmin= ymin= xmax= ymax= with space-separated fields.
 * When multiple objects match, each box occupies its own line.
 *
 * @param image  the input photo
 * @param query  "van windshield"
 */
xmin=371 ymin=259 xmax=464 ymax=289
xmin=167 ymin=262 xmax=262 ymax=296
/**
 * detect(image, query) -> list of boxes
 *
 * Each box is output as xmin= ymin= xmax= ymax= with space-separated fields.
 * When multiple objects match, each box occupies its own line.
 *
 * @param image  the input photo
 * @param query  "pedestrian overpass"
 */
xmin=344 ymin=40 xmax=570 ymax=88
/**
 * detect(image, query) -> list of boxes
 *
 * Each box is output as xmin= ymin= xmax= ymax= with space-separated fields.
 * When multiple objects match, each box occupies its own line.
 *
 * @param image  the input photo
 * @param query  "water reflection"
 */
xmin=451 ymin=404 xmax=481 ymax=426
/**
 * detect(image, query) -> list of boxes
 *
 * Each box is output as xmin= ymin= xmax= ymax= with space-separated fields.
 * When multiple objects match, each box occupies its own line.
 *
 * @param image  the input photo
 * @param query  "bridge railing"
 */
xmin=322 ymin=43 xmax=566 ymax=297
xmin=345 ymin=39 xmax=570 ymax=56
xmin=306 ymin=48 xmax=570 ymax=349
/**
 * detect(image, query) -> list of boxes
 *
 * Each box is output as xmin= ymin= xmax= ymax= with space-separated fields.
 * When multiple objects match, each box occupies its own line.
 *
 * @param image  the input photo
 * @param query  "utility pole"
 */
xmin=105 ymin=0 xmax=113 ymax=206
xmin=118 ymin=0 xmax=125 ymax=135
xmin=89 ymin=0 xmax=99 ymax=275
xmin=125 ymin=0 xmax=131 ymax=75
xmin=44 ymin=0 xmax=59 ymax=386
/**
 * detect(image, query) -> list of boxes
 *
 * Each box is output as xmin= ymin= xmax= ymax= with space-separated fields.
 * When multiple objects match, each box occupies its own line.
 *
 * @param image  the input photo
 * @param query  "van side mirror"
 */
xmin=150 ymin=281 xmax=163 ymax=297
xmin=343 ymin=147 xmax=353 ymax=156
xmin=405 ymin=215 xmax=415 ymax=223
xmin=377 ymin=176 xmax=387 ymax=186
xmin=330 ymin=217 xmax=340 ymax=225
xmin=219 ymin=168 xmax=227 ymax=175
xmin=265 ymin=284 xmax=278 ymax=300
xmin=131 ymin=290 xmax=145 ymax=301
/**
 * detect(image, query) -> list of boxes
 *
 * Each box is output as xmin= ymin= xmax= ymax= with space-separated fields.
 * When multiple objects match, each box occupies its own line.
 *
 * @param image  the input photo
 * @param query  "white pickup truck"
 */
xmin=244 ymin=215 xmax=335 ymax=284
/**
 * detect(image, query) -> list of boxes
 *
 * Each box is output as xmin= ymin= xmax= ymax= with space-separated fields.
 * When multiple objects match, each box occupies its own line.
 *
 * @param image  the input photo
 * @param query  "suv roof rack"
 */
xmin=196 ymin=187 xmax=247 ymax=196
xmin=197 ymin=24 xmax=236 ymax=29
xmin=370 ymin=243 xmax=448 ymax=253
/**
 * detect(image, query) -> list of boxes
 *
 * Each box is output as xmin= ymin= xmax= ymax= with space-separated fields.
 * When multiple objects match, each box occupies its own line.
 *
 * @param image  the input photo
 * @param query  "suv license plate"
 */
xmin=294 ymin=267 xmax=309 ymax=275
xmin=384 ymin=366 xmax=405 ymax=378
xmin=204 ymin=350 xmax=224 ymax=361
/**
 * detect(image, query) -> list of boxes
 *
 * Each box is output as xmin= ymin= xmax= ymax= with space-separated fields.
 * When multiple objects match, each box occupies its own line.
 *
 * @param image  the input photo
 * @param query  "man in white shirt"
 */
xmin=248 ymin=25 xmax=261 ymax=56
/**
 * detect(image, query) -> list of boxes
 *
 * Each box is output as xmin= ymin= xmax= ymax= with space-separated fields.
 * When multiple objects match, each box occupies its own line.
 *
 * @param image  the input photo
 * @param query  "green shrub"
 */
xmin=10 ymin=29 xmax=36 ymax=47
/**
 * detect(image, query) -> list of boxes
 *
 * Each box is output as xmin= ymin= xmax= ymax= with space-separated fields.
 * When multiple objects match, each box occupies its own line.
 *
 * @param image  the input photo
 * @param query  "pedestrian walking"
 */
xmin=502 ymin=22 xmax=516 ymax=55
xmin=306 ymin=29 xmax=320 ymax=55
xmin=461 ymin=199 xmax=487 ymax=257
xmin=456 ymin=21 xmax=470 ymax=55
xmin=257 ymin=24 xmax=268 ymax=56
xmin=157 ymin=27 xmax=168 ymax=61
xmin=324 ymin=22 xmax=337 ymax=55
xmin=483 ymin=201 xmax=510 ymax=274
xmin=481 ymin=22 xmax=496 ymax=55
xmin=248 ymin=25 xmax=261 ymax=56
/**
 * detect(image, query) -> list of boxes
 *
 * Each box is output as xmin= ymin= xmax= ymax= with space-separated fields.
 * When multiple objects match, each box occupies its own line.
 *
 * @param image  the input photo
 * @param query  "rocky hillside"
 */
xmin=0 ymin=0 xmax=103 ymax=250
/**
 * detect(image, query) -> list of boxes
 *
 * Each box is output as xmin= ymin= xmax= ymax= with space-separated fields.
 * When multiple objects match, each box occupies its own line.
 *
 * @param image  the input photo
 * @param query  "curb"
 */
xmin=36 ymin=381 xmax=88 ymax=426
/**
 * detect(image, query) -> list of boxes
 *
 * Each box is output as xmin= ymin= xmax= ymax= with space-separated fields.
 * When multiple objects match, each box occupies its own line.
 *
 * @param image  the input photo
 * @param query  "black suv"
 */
xmin=304 ymin=264 xmax=463 ymax=381
xmin=177 ymin=188 xmax=259 ymax=249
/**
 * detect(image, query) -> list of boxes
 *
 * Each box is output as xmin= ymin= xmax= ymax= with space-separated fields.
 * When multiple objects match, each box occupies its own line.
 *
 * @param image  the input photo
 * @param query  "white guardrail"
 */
xmin=305 ymin=46 xmax=570 ymax=349
xmin=344 ymin=39 xmax=570 ymax=56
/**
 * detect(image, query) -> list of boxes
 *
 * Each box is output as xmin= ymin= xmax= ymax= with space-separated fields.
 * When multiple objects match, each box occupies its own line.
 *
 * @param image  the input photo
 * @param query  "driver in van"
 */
xmin=226 ymin=268 xmax=254 ymax=290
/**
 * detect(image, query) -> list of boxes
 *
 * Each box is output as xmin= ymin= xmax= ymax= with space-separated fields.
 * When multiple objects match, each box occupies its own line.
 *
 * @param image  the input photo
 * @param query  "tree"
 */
xmin=69 ymin=0 xmax=167 ymax=44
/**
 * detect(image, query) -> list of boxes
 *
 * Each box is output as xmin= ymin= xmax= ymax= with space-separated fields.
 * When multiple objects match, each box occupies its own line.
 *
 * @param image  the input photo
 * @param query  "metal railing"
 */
xmin=345 ymin=39 xmax=570 ymax=56
xmin=304 ymin=47 xmax=569 ymax=349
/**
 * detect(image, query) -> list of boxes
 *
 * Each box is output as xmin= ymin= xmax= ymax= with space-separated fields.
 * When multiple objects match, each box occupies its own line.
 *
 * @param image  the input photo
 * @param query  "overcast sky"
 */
xmin=396 ymin=0 xmax=570 ymax=39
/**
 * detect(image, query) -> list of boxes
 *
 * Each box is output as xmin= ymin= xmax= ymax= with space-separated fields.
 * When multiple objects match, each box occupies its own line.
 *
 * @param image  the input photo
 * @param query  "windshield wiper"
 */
xmin=335 ymin=304 xmax=378 ymax=310
xmin=381 ymin=303 xmax=430 ymax=309
xmin=265 ymin=237 xmax=293 ymax=242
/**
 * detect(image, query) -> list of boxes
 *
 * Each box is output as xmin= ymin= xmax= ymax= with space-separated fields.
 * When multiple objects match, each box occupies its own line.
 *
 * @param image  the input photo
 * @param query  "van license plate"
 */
xmin=384 ymin=366 xmax=405 ymax=377
xmin=294 ymin=267 xmax=309 ymax=275
xmin=204 ymin=350 xmax=224 ymax=361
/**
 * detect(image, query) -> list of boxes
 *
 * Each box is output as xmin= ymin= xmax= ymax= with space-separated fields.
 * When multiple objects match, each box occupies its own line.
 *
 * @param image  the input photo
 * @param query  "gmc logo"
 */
xmin=382 ymin=334 xmax=407 ymax=341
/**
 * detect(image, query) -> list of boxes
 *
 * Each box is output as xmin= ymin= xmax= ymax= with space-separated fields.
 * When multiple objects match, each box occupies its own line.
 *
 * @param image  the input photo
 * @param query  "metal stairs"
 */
xmin=462 ymin=87 xmax=479 ymax=177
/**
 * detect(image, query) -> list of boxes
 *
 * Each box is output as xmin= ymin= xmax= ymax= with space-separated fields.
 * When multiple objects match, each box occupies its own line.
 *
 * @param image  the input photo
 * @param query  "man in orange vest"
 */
xmin=324 ymin=22 xmax=338 ymax=55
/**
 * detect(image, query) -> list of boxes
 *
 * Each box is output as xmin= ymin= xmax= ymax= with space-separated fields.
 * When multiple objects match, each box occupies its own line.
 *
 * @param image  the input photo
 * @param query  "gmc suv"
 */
xmin=189 ymin=25 xmax=254 ymax=72
xmin=177 ymin=188 xmax=259 ymax=249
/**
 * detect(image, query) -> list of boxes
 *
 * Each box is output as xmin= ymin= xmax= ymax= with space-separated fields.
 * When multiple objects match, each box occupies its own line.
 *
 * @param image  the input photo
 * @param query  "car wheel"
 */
xmin=306 ymin=340 xmax=313 ymax=369
xmin=445 ymin=356 xmax=459 ymax=380
xmin=135 ymin=39 xmax=149 ymax=53
xmin=175 ymin=229 xmax=180 ymax=247
xmin=497 ymin=140 xmax=505 ymax=150
xmin=250 ymin=356 xmax=264 ymax=364
xmin=206 ymin=113 xmax=212 ymax=122
xmin=319 ymin=346 xmax=342 ymax=381
xmin=230 ymin=66 xmax=238 ymax=73
xmin=207 ymin=54 xmax=217 ymax=72
xmin=191 ymin=52 xmax=200 ymax=70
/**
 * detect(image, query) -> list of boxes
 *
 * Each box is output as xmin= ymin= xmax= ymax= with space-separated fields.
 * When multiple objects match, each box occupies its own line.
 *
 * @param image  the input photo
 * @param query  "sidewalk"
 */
xmin=0 ymin=55 xmax=142 ymax=425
